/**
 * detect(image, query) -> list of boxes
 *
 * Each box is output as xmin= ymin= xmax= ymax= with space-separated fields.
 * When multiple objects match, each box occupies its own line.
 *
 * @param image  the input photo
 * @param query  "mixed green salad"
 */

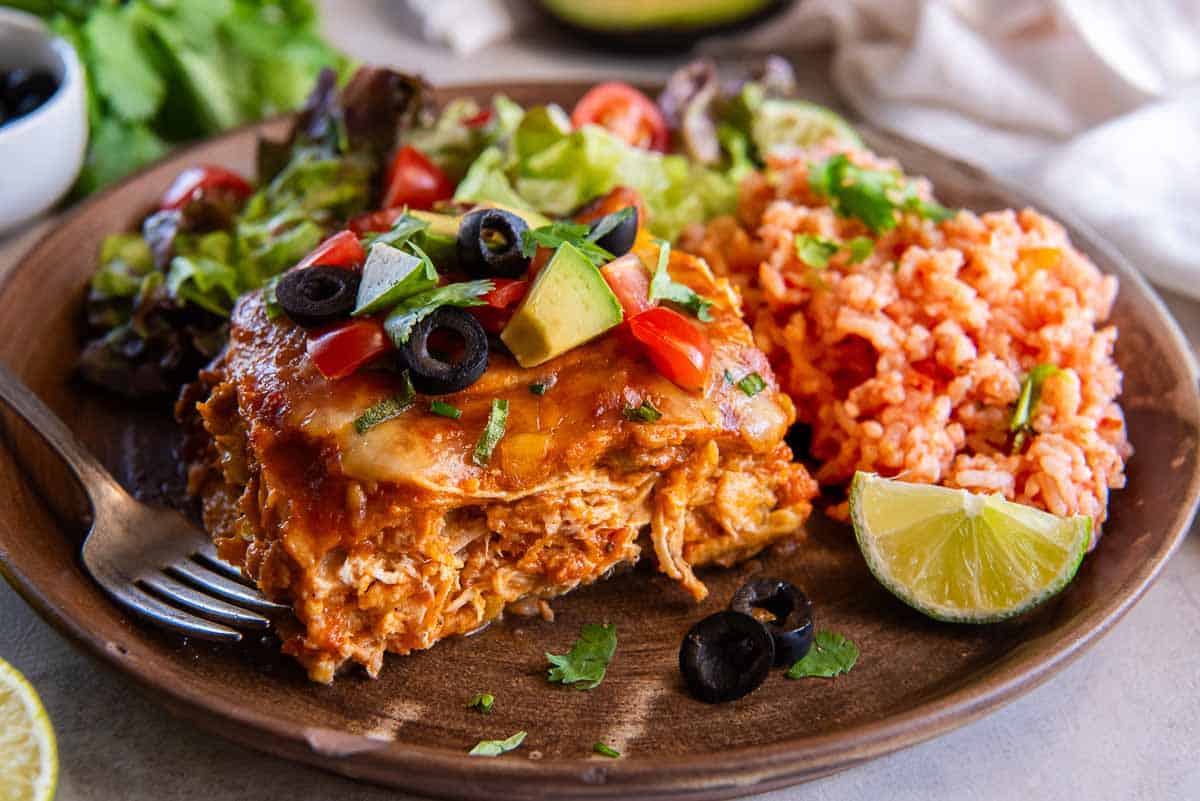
xmin=5 ymin=0 xmax=347 ymax=193
xmin=79 ymin=56 xmax=863 ymax=396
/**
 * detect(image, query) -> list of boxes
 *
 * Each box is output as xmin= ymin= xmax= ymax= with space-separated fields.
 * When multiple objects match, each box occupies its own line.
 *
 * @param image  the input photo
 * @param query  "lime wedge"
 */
xmin=0 ymin=658 xmax=57 ymax=801
xmin=752 ymin=99 xmax=863 ymax=156
xmin=849 ymin=472 xmax=1090 ymax=623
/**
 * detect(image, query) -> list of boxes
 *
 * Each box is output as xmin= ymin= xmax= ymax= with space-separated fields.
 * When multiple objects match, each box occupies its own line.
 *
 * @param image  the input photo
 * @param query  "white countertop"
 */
xmin=2 ymin=3 xmax=1199 ymax=799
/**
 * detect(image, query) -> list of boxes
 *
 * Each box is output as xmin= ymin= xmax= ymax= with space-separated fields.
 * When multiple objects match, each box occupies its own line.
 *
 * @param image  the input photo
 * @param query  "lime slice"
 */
xmin=0 ymin=658 xmax=57 ymax=801
xmin=849 ymin=472 xmax=1090 ymax=623
xmin=752 ymin=99 xmax=864 ymax=156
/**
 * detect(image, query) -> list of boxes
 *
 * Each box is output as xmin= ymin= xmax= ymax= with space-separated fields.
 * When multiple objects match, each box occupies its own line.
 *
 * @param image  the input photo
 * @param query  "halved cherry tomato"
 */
xmin=297 ymin=230 xmax=365 ymax=270
xmin=383 ymin=146 xmax=455 ymax=210
xmin=306 ymin=319 xmax=391 ymax=380
xmin=348 ymin=208 xmax=406 ymax=236
xmin=574 ymin=186 xmax=649 ymax=230
xmin=628 ymin=306 xmax=712 ymax=391
xmin=462 ymin=107 xmax=494 ymax=129
xmin=471 ymin=278 xmax=529 ymax=333
xmin=601 ymin=254 xmax=653 ymax=319
xmin=571 ymin=83 xmax=669 ymax=152
xmin=160 ymin=165 xmax=253 ymax=211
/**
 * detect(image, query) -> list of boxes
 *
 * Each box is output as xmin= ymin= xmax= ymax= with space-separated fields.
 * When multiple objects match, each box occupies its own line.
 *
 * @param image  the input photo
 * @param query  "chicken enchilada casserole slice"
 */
xmin=180 ymin=244 xmax=816 ymax=682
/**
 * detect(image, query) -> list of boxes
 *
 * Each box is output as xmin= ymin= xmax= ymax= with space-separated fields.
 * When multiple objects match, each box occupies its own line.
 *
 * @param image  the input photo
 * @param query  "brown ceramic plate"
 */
xmin=1 ymin=83 xmax=1198 ymax=801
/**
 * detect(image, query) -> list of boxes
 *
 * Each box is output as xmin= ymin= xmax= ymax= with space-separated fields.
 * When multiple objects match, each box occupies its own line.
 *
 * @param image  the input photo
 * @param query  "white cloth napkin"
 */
xmin=408 ymin=0 xmax=1200 ymax=298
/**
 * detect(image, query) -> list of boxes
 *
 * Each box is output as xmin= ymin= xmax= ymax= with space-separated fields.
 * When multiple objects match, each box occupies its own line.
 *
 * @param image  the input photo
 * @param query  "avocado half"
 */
xmin=536 ymin=0 xmax=794 ymax=51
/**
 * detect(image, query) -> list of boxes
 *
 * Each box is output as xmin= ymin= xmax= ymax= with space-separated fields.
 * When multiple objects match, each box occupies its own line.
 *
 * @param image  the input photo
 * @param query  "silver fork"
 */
xmin=0 ymin=361 xmax=289 ymax=641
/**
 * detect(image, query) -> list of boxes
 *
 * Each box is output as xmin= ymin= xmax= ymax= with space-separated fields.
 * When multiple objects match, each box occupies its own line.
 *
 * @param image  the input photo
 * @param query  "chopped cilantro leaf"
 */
xmin=466 ymin=692 xmax=494 ymax=714
xmin=469 ymin=730 xmax=526 ymax=757
xmin=520 ymin=221 xmax=613 ymax=267
xmin=262 ymin=274 xmax=283 ymax=320
xmin=622 ymin=400 xmax=663 ymax=423
xmin=529 ymin=383 xmax=549 ymax=395
xmin=585 ymin=207 xmax=635 ymax=244
xmin=430 ymin=400 xmax=462 ymax=420
xmin=363 ymin=213 xmax=428 ymax=251
xmin=724 ymin=369 xmax=735 ymax=384
xmin=593 ymin=742 xmax=621 ymax=758
xmin=809 ymin=154 xmax=953 ymax=233
xmin=736 ymin=372 xmax=767 ymax=396
xmin=546 ymin=623 xmax=617 ymax=690
xmin=786 ymin=630 xmax=859 ymax=679
xmin=1010 ymin=363 xmax=1061 ymax=453
xmin=795 ymin=234 xmax=840 ymax=270
xmin=846 ymin=236 xmax=875 ymax=264
xmin=353 ymin=373 xmax=416 ymax=434
xmin=472 ymin=399 xmax=509 ymax=466
xmin=647 ymin=239 xmax=713 ymax=321
xmin=383 ymin=280 xmax=494 ymax=346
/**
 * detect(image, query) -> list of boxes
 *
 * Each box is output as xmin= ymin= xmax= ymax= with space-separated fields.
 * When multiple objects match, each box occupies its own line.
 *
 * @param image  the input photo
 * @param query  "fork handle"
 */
xmin=0 ymin=359 xmax=130 ymax=509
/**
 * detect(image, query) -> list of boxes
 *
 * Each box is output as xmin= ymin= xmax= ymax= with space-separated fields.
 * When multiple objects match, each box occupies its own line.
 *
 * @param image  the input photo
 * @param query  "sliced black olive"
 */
xmin=730 ymin=577 xmax=814 ymax=667
xmin=679 ymin=611 xmax=774 ymax=704
xmin=275 ymin=266 xmax=360 ymax=328
xmin=457 ymin=208 xmax=530 ymax=279
xmin=588 ymin=207 xmax=639 ymax=258
xmin=396 ymin=307 xmax=488 ymax=395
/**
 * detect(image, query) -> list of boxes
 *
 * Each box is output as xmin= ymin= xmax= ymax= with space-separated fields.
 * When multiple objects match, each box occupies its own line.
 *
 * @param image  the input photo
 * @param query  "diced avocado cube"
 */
xmin=353 ymin=243 xmax=437 ymax=316
xmin=408 ymin=210 xmax=460 ymax=268
xmin=500 ymin=242 xmax=623 ymax=367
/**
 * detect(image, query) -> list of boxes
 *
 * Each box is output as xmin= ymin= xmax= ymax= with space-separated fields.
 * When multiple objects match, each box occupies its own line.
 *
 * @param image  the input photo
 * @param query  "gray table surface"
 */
xmin=3 ymin=2 xmax=1199 ymax=799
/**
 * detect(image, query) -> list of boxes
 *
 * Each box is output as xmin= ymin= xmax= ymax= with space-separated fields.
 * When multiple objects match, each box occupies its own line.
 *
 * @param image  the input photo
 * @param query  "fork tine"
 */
xmin=112 ymin=583 xmax=243 ymax=642
xmin=140 ymin=574 xmax=270 ymax=629
xmin=167 ymin=559 xmax=290 ymax=613
xmin=192 ymin=542 xmax=256 ymax=586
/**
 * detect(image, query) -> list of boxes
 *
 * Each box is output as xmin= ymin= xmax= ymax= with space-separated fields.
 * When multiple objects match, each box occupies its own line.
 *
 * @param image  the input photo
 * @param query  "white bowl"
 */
xmin=0 ymin=8 xmax=87 ymax=234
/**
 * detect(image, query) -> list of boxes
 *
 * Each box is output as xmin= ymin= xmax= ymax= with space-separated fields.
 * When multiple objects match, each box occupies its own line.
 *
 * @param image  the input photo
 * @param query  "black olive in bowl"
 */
xmin=457 ymin=208 xmax=530 ymax=279
xmin=730 ymin=578 xmax=814 ymax=667
xmin=275 ymin=266 xmax=360 ymax=329
xmin=395 ymin=307 xmax=488 ymax=395
xmin=679 ymin=610 xmax=774 ymax=704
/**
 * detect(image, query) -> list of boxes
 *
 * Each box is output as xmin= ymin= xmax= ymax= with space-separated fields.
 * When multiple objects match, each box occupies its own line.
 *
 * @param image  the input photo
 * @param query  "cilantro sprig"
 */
xmin=785 ymin=631 xmax=859 ymax=679
xmin=809 ymin=154 xmax=953 ymax=233
xmin=795 ymin=234 xmax=874 ymax=270
xmin=382 ymin=280 xmax=494 ymax=346
xmin=1010 ymin=364 xmax=1061 ymax=453
xmin=648 ymin=240 xmax=713 ymax=322
xmin=546 ymin=623 xmax=617 ymax=690
xmin=520 ymin=222 xmax=610 ymax=267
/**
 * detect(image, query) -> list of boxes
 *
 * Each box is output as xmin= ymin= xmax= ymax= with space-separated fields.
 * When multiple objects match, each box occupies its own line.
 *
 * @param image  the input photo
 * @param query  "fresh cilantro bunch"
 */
xmin=6 ymin=0 xmax=348 ymax=193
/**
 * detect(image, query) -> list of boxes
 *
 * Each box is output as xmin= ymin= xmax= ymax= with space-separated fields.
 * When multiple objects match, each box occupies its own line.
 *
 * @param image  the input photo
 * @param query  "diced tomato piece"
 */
xmin=628 ymin=306 xmax=712 ymax=391
xmin=601 ymin=254 xmax=652 ymax=319
xmin=571 ymin=83 xmax=669 ymax=152
xmin=348 ymin=208 xmax=406 ymax=236
xmin=306 ymin=319 xmax=391 ymax=380
xmin=574 ymin=186 xmax=649 ymax=231
xmin=160 ymin=165 xmax=253 ymax=211
xmin=462 ymin=107 xmax=494 ymax=129
xmin=296 ymin=230 xmax=365 ymax=270
xmin=526 ymin=246 xmax=553 ymax=280
xmin=483 ymin=279 xmax=529 ymax=309
xmin=470 ymin=279 xmax=529 ymax=333
xmin=382 ymin=146 xmax=455 ymax=211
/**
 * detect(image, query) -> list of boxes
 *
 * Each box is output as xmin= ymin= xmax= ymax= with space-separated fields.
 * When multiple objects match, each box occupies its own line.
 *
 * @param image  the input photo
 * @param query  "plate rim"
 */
xmin=2 ymin=80 xmax=1199 ymax=800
